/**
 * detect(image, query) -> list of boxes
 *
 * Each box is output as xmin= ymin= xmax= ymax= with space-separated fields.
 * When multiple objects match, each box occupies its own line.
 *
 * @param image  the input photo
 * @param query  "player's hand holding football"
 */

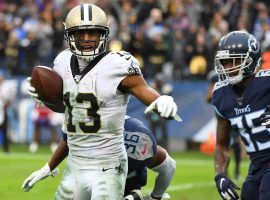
xmin=215 ymin=173 xmax=240 ymax=200
xmin=22 ymin=163 xmax=59 ymax=192
xmin=144 ymin=95 xmax=182 ymax=122
xmin=26 ymin=77 xmax=42 ymax=104
xmin=260 ymin=105 xmax=270 ymax=128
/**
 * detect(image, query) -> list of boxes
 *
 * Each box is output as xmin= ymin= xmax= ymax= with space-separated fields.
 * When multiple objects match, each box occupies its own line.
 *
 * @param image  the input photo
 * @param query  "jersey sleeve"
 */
xmin=53 ymin=49 xmax=72 ymax=79
xmin=212 ymin=82 xmax=227 ymax=118
xmin=112 ymin=51 xmax=142 ymax=76
xmin=62 ymin=131 xmax=68 ymax=142
xmin=97 ymin=51 xmax=142 ymax=97
xmin=124 ymin=117 xmax=157 ymax=161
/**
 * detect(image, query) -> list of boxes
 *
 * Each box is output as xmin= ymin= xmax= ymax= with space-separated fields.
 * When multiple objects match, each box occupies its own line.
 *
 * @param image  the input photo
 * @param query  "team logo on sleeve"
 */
xmin=127 ymin=60 xmax=141 ymax=75
xmin=248 ymin=36 xmax=260 ymax=53
xmin=141 ymin=144 xmax=147 ymax=155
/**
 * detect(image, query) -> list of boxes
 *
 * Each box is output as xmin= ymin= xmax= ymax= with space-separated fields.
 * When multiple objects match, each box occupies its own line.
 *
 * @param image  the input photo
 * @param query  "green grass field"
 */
xmin=0 ymin=145 xmax=249 ymax=200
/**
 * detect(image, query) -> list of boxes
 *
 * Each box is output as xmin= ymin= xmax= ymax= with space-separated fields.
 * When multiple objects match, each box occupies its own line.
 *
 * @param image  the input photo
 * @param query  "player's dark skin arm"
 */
xmin=120 ymin=75 xmax=160 ymax=105
xmin=205 ymin=82 xmax=214 ymax=103
xmin=48 ymin=139 xmax=69 ymax=171
xmin=214 ymin=114 xmax=232 ymax=175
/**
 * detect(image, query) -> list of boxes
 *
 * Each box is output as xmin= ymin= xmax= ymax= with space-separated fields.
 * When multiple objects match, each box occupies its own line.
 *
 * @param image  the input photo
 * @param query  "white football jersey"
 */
xmin=53 ymin=50 xmax=142 ymax=160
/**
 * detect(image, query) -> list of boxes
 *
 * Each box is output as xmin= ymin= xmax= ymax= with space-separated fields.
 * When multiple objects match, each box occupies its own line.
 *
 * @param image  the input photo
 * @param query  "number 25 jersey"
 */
xmin=53 ymin=50 xmax=142 ymax=159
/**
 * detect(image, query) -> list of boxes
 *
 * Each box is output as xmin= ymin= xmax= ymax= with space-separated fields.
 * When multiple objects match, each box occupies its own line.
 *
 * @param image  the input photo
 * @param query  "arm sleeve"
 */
xmin=214 ymin=106 xmax=226 ymax=118
xmin=124 ymin=117 xmax=157 ymax=161
xmin=62 ymin=131 xmax=67 ymax=142
xmin=53 ymin=50 xmax=72 ymax=79
xmin=212 ymin=82 xmax=226 ymax=118
xmin=150 ymin=154 xmax=176 ymax=198
xmin=95 ymin=51 xmax=142 ymax=99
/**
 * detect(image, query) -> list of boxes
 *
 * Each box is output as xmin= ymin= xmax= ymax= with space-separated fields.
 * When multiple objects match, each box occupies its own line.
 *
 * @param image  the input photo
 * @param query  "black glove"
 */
xmin=260 ymin=105 xmax=270 ymax=128
xmin=215 ymin=173 xmax=240 ymax=200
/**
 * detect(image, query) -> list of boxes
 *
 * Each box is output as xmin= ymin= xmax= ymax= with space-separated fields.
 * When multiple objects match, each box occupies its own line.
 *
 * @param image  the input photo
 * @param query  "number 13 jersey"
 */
xmin=53 ymin=50 xmax=142 ymax=160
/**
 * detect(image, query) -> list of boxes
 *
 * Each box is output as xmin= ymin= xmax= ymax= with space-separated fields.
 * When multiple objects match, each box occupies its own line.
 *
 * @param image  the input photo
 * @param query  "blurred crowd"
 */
xmin=1 ymin=0 xmax=270 ymax=80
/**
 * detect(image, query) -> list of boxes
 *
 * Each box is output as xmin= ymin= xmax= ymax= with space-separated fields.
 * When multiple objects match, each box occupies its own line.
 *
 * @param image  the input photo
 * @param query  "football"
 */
xmin=31 ymin=66 xmax=65 ymax=112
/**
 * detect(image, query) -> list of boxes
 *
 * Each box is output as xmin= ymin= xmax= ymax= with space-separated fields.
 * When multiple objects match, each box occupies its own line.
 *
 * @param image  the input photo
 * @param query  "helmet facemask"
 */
xmin=215 ymin=50 xmax=254 ymax=85
xmin=64 ymin=26 xmax=109 ymax=62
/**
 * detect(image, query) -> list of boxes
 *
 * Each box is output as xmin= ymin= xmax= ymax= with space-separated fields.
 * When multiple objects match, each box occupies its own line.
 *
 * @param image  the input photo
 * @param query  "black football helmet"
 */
xmin=215 ymin=31 xmax=261 ymax=84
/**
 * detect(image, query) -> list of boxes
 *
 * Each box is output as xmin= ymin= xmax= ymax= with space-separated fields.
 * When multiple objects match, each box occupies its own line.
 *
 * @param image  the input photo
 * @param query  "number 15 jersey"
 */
xmin=53 ymin=50 xmax=142 ymax=160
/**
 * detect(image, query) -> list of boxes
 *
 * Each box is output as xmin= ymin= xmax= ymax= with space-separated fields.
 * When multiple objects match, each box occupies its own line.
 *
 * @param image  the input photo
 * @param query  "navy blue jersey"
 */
xmin=124 ymin=116 xmax=157 ymax=193
xmin=210 ymin=74 xmax=219 ymax=84
xmin=212 ymin=70 xmax=270 ymax=165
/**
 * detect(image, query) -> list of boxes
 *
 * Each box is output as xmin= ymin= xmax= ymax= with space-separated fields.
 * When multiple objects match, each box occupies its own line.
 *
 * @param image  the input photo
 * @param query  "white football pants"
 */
xmin=55 ymin=153 xmax=128 ymax=200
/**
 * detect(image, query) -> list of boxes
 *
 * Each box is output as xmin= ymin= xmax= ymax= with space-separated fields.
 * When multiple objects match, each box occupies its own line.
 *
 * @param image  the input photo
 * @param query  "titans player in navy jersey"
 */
xmin=22 ymin=116 xmax=175 ymax=200
xmin=213 ymin=31 xmax=270 ymax=200
xmin=123 ymin=116 xmax=175 ymax=200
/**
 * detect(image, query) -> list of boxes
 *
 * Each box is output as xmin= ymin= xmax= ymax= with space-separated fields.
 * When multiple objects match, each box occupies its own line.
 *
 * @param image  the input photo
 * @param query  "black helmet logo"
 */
xmin=248 ymin=36 xmax=259 ymax=53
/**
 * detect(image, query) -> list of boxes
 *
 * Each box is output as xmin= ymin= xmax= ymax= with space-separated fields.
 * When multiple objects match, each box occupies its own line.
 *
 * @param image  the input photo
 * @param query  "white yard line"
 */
xmin=1 ymin=153 xmax=214 ymax=163
xmin=174 ymin=159 xmax=249 ymax=166
xmin=0 ymin=152 xmax=51 ymax=160
xmin=143 ymin=181 xmax=215 ymax=193
xmin=167 ymin=182 xmax=215 ymax=191
xmin=0 ymin=153 xmax=249 ymax=166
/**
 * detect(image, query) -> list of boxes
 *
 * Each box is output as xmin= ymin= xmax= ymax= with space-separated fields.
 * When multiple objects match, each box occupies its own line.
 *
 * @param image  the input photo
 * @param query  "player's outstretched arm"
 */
xmin=22 ymin=139 xmax=69 ymax=192
xmin=214 ymin=115 xmax=240 ymax=200
xmin=145 ymin=146 xmax=176 ymax=200
xmin=120 ymin=75 xmax=181 ymax=121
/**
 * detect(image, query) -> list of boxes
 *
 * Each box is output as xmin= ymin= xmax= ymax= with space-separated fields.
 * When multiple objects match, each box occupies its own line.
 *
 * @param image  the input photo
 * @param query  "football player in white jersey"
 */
xmin=26 ymin=3 xmax=179 ymax=200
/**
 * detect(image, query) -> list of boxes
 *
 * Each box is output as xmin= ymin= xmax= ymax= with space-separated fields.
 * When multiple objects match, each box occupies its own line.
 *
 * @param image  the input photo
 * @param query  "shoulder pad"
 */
xmin=53 ymin=50 xmax=72 ymax=77
xmin=213 ymin=81 xmax=228 ymax=92
xmin=53 ymin=49 xmax=72 ymax=65
xmin=109 ymin=51 xmax=138 ymax=62
xmin=255 ymin=69 xmax=270 ymax=77
xmin=108 ymin=51 xmax=141 ymax=76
